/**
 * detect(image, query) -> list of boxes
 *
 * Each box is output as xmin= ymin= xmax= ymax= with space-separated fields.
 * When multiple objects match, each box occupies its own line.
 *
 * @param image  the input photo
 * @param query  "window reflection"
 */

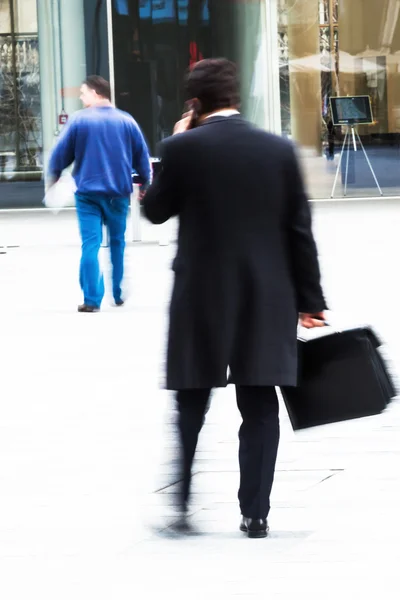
xmin=278 ymin=0 xmax=400 ymax=198
xmin=114 ymin=0 xmax=129 ymax=16
xmin=138 ymin=1 xmax=209 ymax=24
xmin=139 ymin=0 xmax=175 ymax=22
xmin=0 ymin=0 xmax=42 ymax=181
xmin=112 ymin=0 xmax=234 ymax=154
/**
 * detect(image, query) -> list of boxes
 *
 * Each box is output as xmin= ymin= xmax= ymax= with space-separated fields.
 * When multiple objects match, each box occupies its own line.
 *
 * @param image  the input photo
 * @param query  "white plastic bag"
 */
xmin=43 ymin=173 xmax=76 ymax=212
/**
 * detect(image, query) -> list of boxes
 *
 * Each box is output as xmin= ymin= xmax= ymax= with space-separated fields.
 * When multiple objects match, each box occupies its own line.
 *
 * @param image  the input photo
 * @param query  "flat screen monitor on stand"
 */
xmin=329 ymin=96 xmax=382 ymax=198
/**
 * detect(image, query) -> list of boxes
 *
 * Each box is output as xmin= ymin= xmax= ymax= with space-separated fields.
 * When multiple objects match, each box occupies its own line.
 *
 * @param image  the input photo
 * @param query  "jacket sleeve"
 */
xmin=132 ymin=122 xmax=151 ymax=186
xmin=142 ymin=141 xmax=181 ymax=225
xmin=286 ymin=144 xmax=327 ymax=313
xmin=47 ymin=118 xmax=77 ymax=181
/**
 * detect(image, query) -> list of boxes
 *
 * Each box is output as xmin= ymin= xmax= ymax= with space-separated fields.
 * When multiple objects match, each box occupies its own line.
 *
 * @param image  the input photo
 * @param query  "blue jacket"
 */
xmin=48 ymin=106 xmax=151 ymax=197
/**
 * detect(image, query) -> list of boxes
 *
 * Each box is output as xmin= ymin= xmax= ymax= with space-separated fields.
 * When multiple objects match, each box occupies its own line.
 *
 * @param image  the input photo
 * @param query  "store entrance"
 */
xmin=111 ymin=0 xmax=237 ymax=156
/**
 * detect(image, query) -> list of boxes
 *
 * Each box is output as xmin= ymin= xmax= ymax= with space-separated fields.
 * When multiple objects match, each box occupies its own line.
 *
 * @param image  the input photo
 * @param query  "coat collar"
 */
xmin=198 ymin=114 xmax=242 ymax=127
xmin=205 ymin=109 xmax=240 ymax=119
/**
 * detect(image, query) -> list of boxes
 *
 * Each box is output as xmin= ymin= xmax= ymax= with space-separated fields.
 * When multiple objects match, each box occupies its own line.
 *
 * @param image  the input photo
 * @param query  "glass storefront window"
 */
xmin=1 ymin=0 xmax=102 ymax=206
xmin=6 ymin=0 xmax=396 ymax=204
xmin=278 ymin=0 xmax=400 ymax=198
xmin=0 ymin=0 xmax=42 ymax=181
xmin=111 ymin=0 xmax=267 ymax=155
xmin=0 ymin=0 xmax=11 ymax=33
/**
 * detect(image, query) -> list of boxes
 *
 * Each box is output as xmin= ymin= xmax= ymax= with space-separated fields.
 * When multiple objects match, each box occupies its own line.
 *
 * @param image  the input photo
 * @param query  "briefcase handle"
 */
xmin=313 ymin=316 xmax=329 ymax=326
xmin=298 ymin=320 xmax=335 ymax=342
xmin=298 ymin=323 xmax=382 ymax=348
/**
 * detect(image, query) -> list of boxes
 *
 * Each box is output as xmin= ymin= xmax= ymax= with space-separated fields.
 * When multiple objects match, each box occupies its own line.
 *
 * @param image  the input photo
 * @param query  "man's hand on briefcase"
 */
xmin=299 ymin=312 xmax=326 ymax=329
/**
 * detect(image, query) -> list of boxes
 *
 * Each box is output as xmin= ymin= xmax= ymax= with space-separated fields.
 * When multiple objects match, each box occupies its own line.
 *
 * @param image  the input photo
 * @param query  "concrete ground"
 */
xmin=1 ymin=201 xmax=400 ymax=599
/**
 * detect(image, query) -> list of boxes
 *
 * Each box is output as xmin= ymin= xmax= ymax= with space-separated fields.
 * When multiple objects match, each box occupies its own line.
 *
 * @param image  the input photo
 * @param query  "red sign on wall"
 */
xmin=59 ymin=111 xmax=68 ymax=125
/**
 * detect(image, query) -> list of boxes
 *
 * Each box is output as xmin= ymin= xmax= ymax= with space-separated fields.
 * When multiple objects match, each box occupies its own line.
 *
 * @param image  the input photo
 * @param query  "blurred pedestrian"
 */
xmin=48 ymin=75 xmax=151 ymax=312
xmin=142 ymin=58 xmax=326 ymax=538
xmin=327 ymin=117 xmax=335 ymax=160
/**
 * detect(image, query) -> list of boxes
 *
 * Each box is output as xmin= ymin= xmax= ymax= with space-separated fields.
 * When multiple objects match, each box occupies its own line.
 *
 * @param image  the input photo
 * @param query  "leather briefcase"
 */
xmin=281 ymin=327 xmax=397 ymax=430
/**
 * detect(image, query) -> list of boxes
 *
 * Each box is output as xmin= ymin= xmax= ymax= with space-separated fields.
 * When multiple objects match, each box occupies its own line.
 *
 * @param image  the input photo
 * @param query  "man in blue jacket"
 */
xmin=48 ymin=75 xmax=151 ymax=312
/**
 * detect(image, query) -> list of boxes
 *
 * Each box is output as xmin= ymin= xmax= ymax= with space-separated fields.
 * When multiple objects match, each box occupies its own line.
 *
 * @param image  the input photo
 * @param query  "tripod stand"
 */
xmin=331 ymin=125 xmax=383 ymax=198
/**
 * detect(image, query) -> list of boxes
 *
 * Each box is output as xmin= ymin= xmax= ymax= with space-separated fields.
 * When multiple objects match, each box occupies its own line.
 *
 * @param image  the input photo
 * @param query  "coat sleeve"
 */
xmin=285 ymin=144 xmax=327 ymax=314
xmin=142 ymin=141 xmax=181 ymax=225
xmin=131 ymin=121 xmax=152 ymax=186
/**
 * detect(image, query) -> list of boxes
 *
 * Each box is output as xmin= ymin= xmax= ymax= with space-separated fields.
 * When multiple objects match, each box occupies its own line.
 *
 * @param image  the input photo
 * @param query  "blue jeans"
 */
xmin=75 ymin=193 xmax=130 ymax=308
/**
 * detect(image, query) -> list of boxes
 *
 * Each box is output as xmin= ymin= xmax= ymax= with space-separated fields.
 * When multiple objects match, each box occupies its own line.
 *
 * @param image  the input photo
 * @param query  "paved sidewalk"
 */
xmin=1 ymin=205 xmax=400 ymax=599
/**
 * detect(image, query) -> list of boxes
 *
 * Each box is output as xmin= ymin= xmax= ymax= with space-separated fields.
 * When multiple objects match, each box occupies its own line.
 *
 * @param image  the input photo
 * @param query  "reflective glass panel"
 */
xmin=278 ymin=0 xmax=400 ymax=198
xmin=112 ymin=0 xmax=266 ymax=154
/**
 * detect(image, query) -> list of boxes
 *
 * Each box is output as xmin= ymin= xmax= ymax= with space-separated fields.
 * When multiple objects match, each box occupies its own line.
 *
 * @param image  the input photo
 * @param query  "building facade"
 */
xmin=1 ymin=0 xmax=400 ymax=206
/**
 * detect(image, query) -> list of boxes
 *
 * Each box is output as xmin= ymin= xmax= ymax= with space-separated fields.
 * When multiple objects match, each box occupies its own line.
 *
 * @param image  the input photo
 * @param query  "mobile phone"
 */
xmin=183 ymin=101 xmax=199 ymax=129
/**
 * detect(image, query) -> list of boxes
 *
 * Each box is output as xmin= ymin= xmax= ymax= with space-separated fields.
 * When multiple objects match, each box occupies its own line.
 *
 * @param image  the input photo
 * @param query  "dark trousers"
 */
xmin=176 ymin=386 xmax=280 ymax=519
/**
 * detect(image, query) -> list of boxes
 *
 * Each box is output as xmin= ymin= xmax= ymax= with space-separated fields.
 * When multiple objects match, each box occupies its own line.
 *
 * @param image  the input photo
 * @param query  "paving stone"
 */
xmin=1 ymin=204 xmax=400 ymax=599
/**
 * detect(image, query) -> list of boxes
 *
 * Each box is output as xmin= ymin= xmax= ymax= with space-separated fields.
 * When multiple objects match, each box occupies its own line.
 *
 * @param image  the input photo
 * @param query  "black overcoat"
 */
xmin=143 ymin=115 xmax=326 ymax=390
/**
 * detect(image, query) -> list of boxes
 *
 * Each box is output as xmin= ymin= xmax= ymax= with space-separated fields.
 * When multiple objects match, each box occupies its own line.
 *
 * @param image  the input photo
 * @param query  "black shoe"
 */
xmin=115 ymin=299 xmax=124 ymax=307
xmin=240 ymin=517 xmax=269 ymax=539
xmin=77 ymin=304 xmax=100 ymax=313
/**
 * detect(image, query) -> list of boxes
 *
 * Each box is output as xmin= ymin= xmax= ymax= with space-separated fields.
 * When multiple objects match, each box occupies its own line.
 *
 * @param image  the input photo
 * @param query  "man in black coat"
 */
xmin=142 ymin=59 xmax=326 ymax=538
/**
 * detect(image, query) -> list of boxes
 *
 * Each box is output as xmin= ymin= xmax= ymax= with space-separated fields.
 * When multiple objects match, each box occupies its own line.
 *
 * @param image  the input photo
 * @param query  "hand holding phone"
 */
xmin=173 ymin=110 xmax=195 ymax=135
xmin=173 ymin=101 xmax=200 ymax=135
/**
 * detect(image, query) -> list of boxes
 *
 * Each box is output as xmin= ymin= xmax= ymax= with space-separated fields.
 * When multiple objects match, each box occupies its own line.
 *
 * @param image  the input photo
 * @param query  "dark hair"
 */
xmin=83 ymin=75 xmax=111 ymax=100
xmin=184 ymin=58 xmax=240 ymax=115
